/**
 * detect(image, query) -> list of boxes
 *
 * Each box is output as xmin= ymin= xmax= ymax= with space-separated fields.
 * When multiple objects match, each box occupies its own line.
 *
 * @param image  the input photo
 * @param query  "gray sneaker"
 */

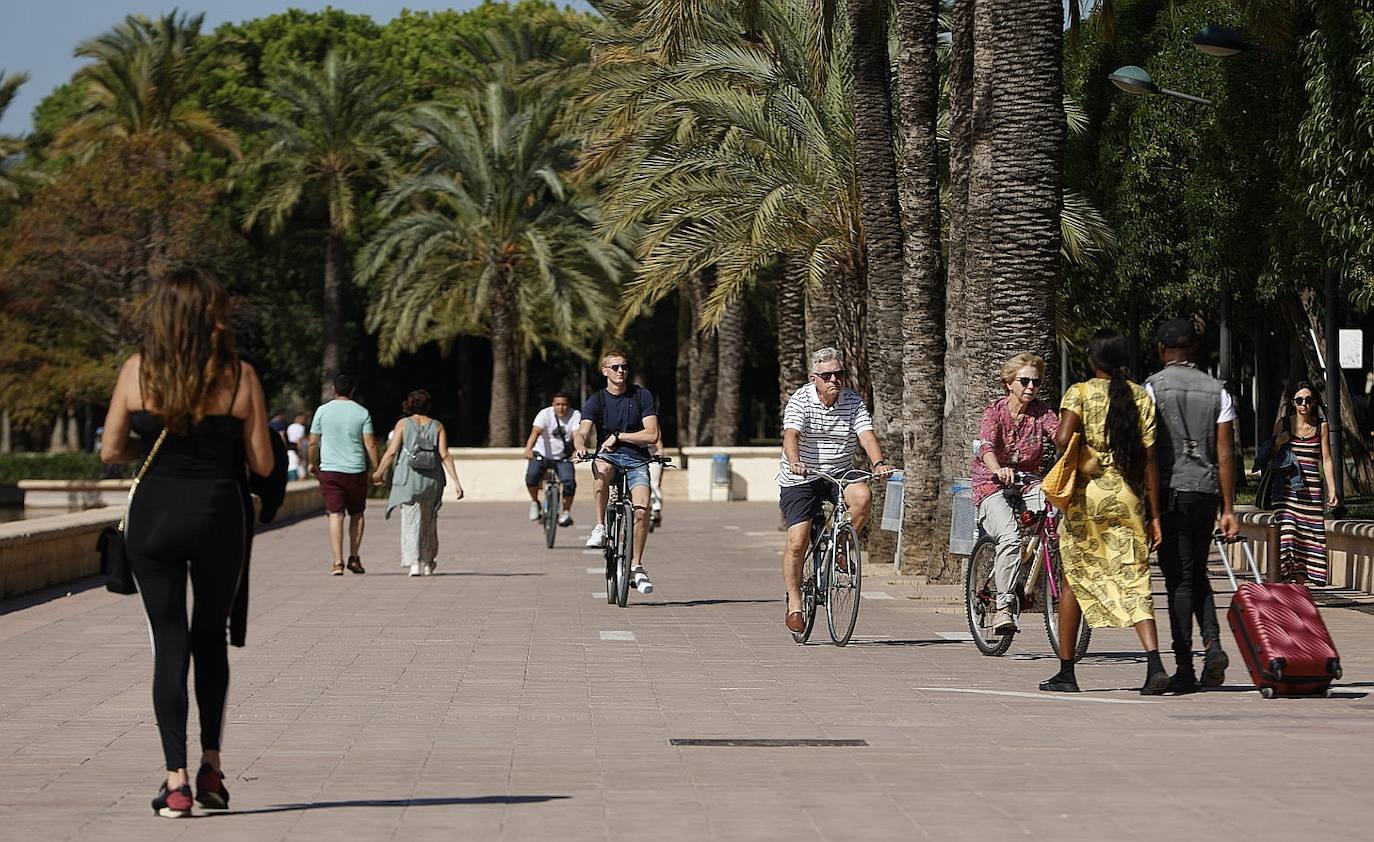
xmin=993 ymin=607 xmax=1017 ymax=635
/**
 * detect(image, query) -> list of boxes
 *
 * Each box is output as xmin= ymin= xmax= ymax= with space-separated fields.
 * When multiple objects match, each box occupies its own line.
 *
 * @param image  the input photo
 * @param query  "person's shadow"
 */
xmin=207 ymin=794 xmax=569 ymax=816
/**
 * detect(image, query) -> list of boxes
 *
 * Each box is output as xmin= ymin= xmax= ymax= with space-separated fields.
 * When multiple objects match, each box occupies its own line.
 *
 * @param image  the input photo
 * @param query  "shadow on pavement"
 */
xmin=209 ymin=794 xmax=570 ymax=816
xmin=0 ymin=575 xmax=104 ymax=616
xmin=847 ymin=639 xmax=966 ymax=647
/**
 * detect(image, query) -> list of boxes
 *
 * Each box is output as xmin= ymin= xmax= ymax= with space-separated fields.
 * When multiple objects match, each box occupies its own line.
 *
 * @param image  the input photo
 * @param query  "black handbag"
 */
xmin=96 ymin=429 xmax=168 ymax=595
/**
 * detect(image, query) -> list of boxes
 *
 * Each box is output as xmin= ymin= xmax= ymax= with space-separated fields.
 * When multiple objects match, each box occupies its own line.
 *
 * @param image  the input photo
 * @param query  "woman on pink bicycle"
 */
xmin=971 ymin=353 xmax=1059 ymax=635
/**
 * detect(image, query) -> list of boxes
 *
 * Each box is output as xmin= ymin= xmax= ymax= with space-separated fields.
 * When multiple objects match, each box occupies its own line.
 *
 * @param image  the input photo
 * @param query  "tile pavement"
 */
xmin=1 ymin=498 xmax=1372 ymax=841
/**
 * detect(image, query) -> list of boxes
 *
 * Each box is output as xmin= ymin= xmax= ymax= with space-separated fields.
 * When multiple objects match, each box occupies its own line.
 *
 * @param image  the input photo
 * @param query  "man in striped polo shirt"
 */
xmin=779 ymin=348 xmax=891 ymax=633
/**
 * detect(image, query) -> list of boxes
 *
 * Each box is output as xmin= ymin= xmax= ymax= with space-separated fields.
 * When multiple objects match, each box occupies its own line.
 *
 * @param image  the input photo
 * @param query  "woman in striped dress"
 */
xmin=1273 ymin=382 xmax=1339 ymax=585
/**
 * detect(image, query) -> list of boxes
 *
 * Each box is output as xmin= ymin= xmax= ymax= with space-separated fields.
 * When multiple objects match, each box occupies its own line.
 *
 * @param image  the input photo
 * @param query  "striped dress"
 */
xmin=1275 ymin=431 xmax=1328 ymax=585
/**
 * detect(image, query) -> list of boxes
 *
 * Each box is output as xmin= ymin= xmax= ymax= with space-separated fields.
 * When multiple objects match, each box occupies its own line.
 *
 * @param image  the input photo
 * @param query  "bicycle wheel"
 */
xmin=966 ymin=536 xmax=1013 ymax=656
xmin=604 ymin=505 xmax=618 ymax=604
xmin=615 ymin=501 xmax=633 ymax=607
xmin=1041 ymin=544 xmax=1092 ymax=661
xmin=543 ymin=481 xmax=559 ymax=548
xmin=791 ymin=546 xmax=820 ymax=644
xmin=826 ymin=524 xmax=862 ymax=646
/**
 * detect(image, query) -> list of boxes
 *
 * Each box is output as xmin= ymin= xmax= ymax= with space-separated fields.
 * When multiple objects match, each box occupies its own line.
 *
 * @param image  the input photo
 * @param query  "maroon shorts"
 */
xmin=318 ymin=470 xmax=368 ymax=515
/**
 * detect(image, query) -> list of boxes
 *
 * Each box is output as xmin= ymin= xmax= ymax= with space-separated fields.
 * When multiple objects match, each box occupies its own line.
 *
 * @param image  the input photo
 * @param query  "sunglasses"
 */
xmin=1015 ymin=377 xmax=1042 ymax=388
xmin=605 ymin=364 xmax=629 ymax=373
xmin=813 ymin=370 xmax=844 ymax=382
xmin=1293 ymin=396 xmax=1313 ymax=406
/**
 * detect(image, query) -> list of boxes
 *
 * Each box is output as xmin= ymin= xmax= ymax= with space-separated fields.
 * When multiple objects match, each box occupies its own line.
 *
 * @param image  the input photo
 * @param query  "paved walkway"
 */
xmin=2 ymin=499 xmax=1372 ymax=841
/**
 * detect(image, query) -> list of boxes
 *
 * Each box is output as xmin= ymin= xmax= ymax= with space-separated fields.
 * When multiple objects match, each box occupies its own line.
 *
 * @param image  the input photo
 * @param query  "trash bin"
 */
xmin=710 ymin=454 xmax=732 ymax=501
xmin=880 ymin=471 xmax=904 ymax=532
xmin=948 ymin=478 xmax=976 ymax=556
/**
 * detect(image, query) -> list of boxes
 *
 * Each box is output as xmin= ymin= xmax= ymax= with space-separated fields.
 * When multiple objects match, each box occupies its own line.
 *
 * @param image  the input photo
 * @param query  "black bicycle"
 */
xmin=580 ymin=452 xmax=672 ymax=607
xmin=532 ymin=454 xmax=566 ymax=548
xmin=791 ymin=468 xmax=875 ymax=646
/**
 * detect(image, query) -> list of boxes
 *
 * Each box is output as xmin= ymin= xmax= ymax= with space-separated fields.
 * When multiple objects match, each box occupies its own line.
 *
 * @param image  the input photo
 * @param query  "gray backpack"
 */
xmin=406 ymin=419 xmax=439 ymax=471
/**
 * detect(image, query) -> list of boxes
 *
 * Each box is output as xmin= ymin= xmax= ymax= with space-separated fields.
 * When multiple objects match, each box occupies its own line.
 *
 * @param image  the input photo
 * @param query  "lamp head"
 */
xmin=1108 ymin=66 xmax=1158 ymax=96
xmin=1192 ymin=24 xmax=1248 ymax=58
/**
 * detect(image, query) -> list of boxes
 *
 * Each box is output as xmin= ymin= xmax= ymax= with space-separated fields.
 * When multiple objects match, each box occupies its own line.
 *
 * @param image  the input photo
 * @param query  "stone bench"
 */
xmin=1232 ymin=507 xmax=1374 ymax=594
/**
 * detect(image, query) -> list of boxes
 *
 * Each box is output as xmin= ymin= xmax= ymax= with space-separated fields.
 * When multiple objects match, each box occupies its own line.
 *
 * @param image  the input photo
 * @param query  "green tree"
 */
xmin=54 ymin=11 xmax=240 ymax=162
xmin=241 ymin=51 xmax=401 ymax=401
xmin=358 ymin=89 xmax=628 ymax=445
xmin=0 ymin=71 xmax=30 ymax=201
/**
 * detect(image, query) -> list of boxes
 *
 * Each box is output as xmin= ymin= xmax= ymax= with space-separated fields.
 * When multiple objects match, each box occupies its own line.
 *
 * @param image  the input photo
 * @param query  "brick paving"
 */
xmin=1 ymin=499 xmax=1372 ymax=841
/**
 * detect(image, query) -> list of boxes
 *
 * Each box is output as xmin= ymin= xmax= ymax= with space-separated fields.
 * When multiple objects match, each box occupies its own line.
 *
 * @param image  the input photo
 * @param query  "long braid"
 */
xmin=1087 ymin=331 xmax=1147 ymax=493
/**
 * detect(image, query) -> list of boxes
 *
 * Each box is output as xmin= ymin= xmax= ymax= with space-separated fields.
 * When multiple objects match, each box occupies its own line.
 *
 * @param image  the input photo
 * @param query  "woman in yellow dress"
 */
xmin=1041 ymin=331 xmax=1169 ymax=695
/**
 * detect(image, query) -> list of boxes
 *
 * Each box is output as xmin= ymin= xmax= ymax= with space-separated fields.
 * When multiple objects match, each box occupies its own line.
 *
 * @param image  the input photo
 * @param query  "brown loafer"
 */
xmin=786 ymin=611 xmax=806 ymax=633
xmin=346 ymin=556 xmax=365 ymax=574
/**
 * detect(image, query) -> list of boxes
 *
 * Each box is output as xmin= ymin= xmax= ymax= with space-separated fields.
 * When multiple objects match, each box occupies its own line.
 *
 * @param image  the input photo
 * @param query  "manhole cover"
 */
xmin=669 ymin=738 xmax=868 ymax=747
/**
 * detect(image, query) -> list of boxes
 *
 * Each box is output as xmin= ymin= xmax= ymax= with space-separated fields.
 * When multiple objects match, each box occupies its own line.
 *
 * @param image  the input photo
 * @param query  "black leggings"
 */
xmin=1157 ymin=491 xmax=1222 ymax=668
xmin=127 ymin=476 xmax=246 ymax=771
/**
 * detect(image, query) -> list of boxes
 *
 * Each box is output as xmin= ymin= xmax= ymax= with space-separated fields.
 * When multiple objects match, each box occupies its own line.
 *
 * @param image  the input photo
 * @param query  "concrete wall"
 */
xmin=680 ymin=446 xmax=780 ymax=502
xmin=17 ymin=479 xmax=132 ymax=509
xmin=446 ymin=448 xmax=696 ymax=502
xmin=0 ymin=480 xmax=324 ymax=600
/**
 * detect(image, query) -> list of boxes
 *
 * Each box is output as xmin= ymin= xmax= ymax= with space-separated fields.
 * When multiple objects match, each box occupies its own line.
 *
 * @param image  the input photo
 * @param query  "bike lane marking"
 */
xmin=862 ymin=592 xmax=894 ymax=600
xmin=600 ymin=631 xmax=636 ymax=641
xmin=914 ymin=687 xmax=1156 ymax=705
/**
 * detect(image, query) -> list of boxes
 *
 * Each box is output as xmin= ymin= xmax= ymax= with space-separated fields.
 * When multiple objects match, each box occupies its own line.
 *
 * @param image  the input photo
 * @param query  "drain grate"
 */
xmin=669 ymin=738 xmax=867 ymax=747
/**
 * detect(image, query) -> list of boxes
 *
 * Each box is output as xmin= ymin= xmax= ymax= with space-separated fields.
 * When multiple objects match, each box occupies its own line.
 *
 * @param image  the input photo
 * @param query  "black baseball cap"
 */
xmin=1156 ymin=318 xmax=1200 ymax=348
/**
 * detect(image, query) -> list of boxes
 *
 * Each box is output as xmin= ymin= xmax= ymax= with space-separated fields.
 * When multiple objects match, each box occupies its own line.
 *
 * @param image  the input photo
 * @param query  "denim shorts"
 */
xmin=597 ymin=450 xmax=652 ymax=491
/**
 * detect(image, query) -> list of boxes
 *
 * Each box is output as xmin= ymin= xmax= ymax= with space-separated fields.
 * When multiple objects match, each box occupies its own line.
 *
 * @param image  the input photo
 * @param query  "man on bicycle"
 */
xmin=779 ymin=348 xmax=891 ymax=633
xmin=972 ymin=353 xmax=1059 ymax=635
xmin=522 ymin=392 xmax=580 ymax=526
xmin=574 ymin=350 xmax=660 ymax=595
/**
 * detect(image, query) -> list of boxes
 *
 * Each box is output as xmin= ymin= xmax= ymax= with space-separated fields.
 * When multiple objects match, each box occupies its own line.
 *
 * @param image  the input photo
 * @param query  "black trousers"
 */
xmin=127 ymin=476 xmax=246 ymax=771
xmin=1156 ymin=490 xmax=1222 ymax=669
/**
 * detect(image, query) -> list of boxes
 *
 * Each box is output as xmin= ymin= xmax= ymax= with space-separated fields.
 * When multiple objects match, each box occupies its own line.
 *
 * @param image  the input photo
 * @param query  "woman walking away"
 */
xmin=100 ymin=269 xmax=275 ymax=817
xmin=373 ymin=390 xmax=464 ymax=576
xmin=1273 ymin=382 xmax=1339 ymax=585
xmin=1041 ymin=330 xmax=1169 ymax=695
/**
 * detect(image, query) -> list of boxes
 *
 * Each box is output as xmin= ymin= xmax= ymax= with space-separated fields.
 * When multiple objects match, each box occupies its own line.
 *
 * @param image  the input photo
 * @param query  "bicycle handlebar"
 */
xmin=803 ymin=467 xmax=885 ymax=487
xmin=575 ymin=452 xmax=674 ymax=469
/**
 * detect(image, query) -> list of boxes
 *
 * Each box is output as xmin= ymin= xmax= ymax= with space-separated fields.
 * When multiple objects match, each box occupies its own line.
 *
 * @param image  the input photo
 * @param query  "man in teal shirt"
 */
xmin=309 ymin=374 xmax=379 ymax=575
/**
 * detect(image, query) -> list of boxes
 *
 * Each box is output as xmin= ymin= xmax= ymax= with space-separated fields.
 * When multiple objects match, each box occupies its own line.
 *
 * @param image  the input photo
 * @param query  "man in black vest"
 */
xmin=1146 ymin=319 xmax=1240 ymax=694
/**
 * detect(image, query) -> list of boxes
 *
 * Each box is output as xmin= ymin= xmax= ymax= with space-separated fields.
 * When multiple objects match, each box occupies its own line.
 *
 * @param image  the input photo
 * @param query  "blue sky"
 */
xmin=0 ymin=2 xmax=503 ymax=134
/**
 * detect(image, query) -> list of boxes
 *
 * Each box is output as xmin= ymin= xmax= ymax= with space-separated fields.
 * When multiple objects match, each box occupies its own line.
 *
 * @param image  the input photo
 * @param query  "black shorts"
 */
xmin=778 ymin=479 xmax=839 ymax=528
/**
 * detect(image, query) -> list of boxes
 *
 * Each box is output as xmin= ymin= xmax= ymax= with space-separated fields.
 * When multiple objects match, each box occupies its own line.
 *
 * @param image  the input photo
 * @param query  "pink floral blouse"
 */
xmin=970 ymin=397 xmax=1060 ymax=507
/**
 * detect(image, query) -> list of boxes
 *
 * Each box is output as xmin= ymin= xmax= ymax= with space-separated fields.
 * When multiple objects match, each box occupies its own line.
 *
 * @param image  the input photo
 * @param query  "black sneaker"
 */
xmin=152 ymin=782 xmax=193 ymax=818
xmin=1201 ymin=648 xmax=1229 ymax=688
xmin=195 ymin=762 xmax=229 ymax=810
xmin=1039 ymin=671 xmax=1080 ymax=692
xmin=1167 ymin=671 xmax=1200 ymax=695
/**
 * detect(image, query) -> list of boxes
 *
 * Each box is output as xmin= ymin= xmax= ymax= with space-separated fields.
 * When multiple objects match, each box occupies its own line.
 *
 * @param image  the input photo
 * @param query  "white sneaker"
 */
xmin=528 ymin=501 xmax=541 ymax=521
xmin=631 ymin=566 xmax=653 ymax=594
xmin=409 ymin=563 xmax=421 ymax=577
xmin=558 ymin=513 xmax=573 ymax=527
xmin=586 ymin=524 xmax=606 ymax=548
xmin=423 ymin=561 xmax=436 ymax=576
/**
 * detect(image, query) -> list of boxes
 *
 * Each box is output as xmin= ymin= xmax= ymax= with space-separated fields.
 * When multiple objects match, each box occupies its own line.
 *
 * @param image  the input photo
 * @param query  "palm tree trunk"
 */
xmin=894 ymin=0 xmax=947 ymax=576
xmin=805 ymin=273 xmax=838 ymax=360
xmin=987 ymin=0 xmax=1062 ymax=369
xmin=487 ymin=281 xmax=519 ymax=446
xmin=676 ymin=293 xmax=695 ymax=447
xmin=321 ymin=233 xmax=346 ymax=402
xmin=777 ymin=253 xmax=809 ymax=416
xmin=686 ymin=269 xmax=719 ymax=445
xmin=712 ymin=292 xmax=746 ymax=446
xmin=847 ymin=0 xmax=906 ymax=565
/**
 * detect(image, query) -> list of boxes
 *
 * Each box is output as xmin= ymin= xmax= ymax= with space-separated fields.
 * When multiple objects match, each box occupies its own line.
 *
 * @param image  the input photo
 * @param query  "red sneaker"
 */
xmin=152 ymin=782 xmax=193 ymax=818
xmin=195 ymin=762 xmax=230 ymax=810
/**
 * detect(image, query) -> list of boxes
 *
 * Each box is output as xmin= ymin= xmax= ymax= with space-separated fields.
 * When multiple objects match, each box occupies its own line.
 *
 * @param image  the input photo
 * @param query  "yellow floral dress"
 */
xmin=1058 ymin=378 xmax=1157 ymax=628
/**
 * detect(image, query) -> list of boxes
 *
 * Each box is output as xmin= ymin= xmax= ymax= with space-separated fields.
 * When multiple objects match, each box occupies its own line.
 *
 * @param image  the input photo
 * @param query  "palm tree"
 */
xmin=0 ymin=71 xmax=29 ymax=201
xmin=242 ymin=51 xmax=401 ymax=401
xmin=357 ymin=92 xmax=629 ymax=445
xmin=55 ymin=11 xmax=239 ymax=162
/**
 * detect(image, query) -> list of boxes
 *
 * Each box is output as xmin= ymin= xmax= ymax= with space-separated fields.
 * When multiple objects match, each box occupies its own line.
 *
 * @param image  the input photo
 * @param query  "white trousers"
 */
xmin=399 ymin=501 xmax=439 ymax=566
xmin=976 ymin=487 xmax=1044 ymax=606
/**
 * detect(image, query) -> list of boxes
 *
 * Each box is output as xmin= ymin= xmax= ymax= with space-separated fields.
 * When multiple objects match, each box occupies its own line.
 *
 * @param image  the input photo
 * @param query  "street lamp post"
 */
xmin=1108 ymin=66 xmax=1214 ymax=106
xmin=1326 ymin=266 xmax=1346 ymax=501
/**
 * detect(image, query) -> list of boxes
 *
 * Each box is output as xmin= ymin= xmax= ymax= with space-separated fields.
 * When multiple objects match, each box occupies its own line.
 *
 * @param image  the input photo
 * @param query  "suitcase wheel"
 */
xmin=1260 ymin=687 xmax=1276 ymax=699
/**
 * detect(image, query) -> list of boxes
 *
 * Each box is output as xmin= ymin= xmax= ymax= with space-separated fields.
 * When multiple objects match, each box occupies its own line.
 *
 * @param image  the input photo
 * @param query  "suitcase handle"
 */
xmin=1213 ymin=530 xmax=1263 ymax=590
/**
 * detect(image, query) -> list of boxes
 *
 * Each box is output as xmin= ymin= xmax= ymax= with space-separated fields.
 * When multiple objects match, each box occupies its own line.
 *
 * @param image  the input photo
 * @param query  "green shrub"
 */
xmin=0 ymin=453 xmax=131 ymax=485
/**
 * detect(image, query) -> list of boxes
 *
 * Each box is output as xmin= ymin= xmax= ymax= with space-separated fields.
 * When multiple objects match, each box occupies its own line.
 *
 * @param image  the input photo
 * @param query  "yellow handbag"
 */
xmin=1043 ymin=384 xmax=1102 ymax=509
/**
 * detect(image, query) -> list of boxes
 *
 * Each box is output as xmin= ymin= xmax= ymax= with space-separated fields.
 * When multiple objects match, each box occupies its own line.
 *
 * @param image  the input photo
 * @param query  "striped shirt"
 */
xmin=777 ymin=384 xmax=873 ymax=487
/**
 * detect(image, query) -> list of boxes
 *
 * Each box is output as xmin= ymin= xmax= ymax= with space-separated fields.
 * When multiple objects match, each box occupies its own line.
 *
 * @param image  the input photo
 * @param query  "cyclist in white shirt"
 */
xmin=522 ymin=392 xmax=581 ymax=526
xmin=778 ymin=348 xmax=891 ymax=633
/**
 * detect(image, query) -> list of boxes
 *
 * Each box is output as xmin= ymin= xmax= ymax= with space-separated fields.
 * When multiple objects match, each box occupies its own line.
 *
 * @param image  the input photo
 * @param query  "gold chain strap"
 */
xmin=117 ymin=428 xmax=169 ymax=533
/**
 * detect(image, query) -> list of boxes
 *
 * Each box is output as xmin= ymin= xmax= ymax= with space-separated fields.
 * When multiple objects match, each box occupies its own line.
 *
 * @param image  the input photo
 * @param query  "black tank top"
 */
xmin=130 ymin=365 xmax=245 ymax=482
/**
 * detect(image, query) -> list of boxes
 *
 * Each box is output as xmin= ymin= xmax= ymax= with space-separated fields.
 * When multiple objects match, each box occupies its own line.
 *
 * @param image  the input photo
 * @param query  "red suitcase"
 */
xmin=1217 ymin=533 xmax=1341 ymax=698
